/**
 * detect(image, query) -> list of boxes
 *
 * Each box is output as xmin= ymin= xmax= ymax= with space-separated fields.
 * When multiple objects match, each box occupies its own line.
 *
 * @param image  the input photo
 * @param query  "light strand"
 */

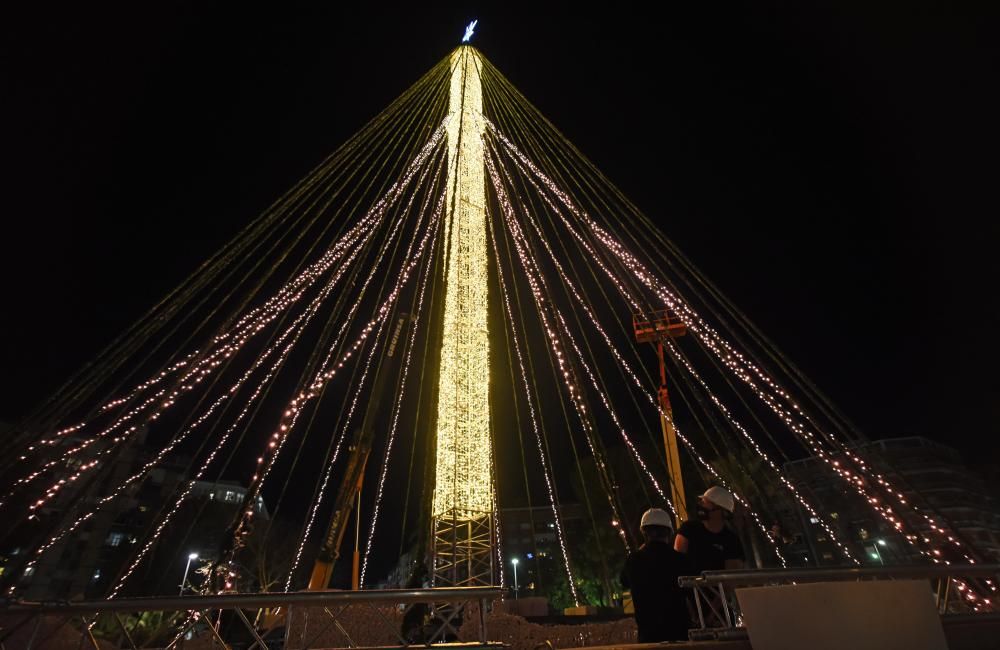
xmin=231 ymin=189 xmax=446 ymax=583
xmin=496 ymin=131 xmax=995 ymax=600
xmin=6 ymin=120 xmax=451 ymax=512
xmin=487 ymin=147 xmax=653 ymax=539
xmin=359 ymin=214 xmax=437 ymax=586
xmin=25 ymin=214 xmax=380 ymax=577
xmin=491 ymin=127 xmax=956 ymax=566
xmin=284 ymin=183 xmax=445 ymax=591
xmin=488 ymin=136 xmax=786 ymax=566
xmin=15 ymin=198 xmax=388 ymax=515
xmin=664 ymin=339 xmax=856 ymax=562
xmin=487 ymin=195 xmax=579 ymax=606
xmin=96 ymin=214 xmax=390 ymax=598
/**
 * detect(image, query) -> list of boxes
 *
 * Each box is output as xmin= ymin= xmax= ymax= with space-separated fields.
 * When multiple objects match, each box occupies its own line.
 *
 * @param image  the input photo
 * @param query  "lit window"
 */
xmin=106 ymin=532 xmax=125 ymax=547
xmin=809 ymin=517 xmax=819 ymax=524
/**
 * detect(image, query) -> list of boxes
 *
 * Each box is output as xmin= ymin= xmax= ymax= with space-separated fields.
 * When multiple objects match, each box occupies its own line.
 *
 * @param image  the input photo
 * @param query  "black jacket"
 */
xmin=621 ymin=540 xmax=693 ymax=642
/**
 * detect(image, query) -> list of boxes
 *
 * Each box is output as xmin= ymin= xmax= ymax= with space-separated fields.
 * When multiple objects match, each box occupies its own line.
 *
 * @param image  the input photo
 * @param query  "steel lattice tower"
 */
xmin=430 ymin=46 xmax=495 ymax=587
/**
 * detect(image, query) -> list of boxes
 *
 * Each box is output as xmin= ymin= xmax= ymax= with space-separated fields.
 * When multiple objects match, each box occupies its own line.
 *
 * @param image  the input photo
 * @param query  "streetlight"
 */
xmin=511 ymin=558 xmax=519 ymax=599
xmin=870 ymin=542 xmax=884 ymax=565
xmin=180 ymin=553 xmax=198 ymax=595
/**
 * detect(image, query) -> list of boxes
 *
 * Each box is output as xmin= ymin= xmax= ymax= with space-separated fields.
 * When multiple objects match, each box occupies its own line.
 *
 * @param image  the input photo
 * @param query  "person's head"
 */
xmin=696 ymin=486 xmax=735 ymax=522
xmin=640 ymin=508 xmax=674 ymax=543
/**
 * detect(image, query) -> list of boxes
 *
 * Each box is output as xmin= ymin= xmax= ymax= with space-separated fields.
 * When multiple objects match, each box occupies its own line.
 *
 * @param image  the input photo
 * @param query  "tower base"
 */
xmin=431 ymin=509 xmax=495 ymax=587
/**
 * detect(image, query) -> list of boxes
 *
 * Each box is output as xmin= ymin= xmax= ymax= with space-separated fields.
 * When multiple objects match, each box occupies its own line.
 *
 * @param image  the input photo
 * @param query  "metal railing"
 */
xmin=0 ymin=586 xmax=503 ymax=650
xmin=677 ymin=564 xmax=1000 ymax=641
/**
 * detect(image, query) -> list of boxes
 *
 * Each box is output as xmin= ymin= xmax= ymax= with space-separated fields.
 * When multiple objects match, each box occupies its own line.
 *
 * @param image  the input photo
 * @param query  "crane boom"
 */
xmin=308 ymin=313 xmax=411 ymax=590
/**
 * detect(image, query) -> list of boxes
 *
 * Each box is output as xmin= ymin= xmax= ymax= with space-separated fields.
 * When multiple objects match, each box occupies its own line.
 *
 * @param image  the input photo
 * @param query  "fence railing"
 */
xmin=0 ymin=586 xmax=503 ymax=650
xmin=677 ymin=564 xmax=1000 ymax=641
xmin=5 ymin=567 xmax=998 ymax=646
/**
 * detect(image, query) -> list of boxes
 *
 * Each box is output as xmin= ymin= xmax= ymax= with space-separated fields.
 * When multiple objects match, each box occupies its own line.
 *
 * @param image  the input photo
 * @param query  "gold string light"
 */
xmin=432 ymin=47 xmax=493 ymax=521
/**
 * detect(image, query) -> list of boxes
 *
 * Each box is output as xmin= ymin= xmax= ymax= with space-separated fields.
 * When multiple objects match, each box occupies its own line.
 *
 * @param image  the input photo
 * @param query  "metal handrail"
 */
xmin=678 ymin=564 xmax=1000 ymax=588
xmin=0 ymin=587 xmax=504 ymax=650
xmin=678 ymin=564 xmax=999 ymax=641
xmin=0 ymin=586 xmax=503 ymax=615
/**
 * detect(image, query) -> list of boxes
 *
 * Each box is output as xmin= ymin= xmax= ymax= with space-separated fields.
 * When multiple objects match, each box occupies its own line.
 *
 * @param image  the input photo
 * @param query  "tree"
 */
xmin=242 ymin=516 xmax=311 ymax=592
xmin=709 ymin=448 xmax=798 ymax=568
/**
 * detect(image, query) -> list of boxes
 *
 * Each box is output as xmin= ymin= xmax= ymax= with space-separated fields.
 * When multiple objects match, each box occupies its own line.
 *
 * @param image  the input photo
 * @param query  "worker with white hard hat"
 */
xmin=674 ymin=485 xmax=745 ymax=572
xmin=642 ymin=508 xmax=672 ymax=529
xmin=620 ymin=507 xmax=693 ymax=642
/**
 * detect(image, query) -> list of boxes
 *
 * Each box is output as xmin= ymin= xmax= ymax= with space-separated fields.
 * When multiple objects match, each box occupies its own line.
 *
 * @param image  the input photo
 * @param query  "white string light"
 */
xmin=8 ymin=206 xmax=374 ymax=512
xmin=487 ymin=201 xmax=579 ymax=606
xmin=505 ymin=183 xmax=786 ymax=570
xmin=487 ymin=134 xmax=790 ymax=565
xmin=16 ymin=205 xmax=390 ymax=515
xmin=284 ymin=179 xmax=446 ymax=591
xmin=75 ymin=132 xmax=449 ymax=599
xmin=231 ymin=189 xmax=447 ymax=583
xmin=6 ymin=121 xmax=451 ymax=516
xmin=664 ymin=339 xmax=856 ymax=562
xmin=487 ymin=148 xmax=659 ymax=537
xmin=27 ymin=215 xmax=383 ymax=574
xmin=360 ymin=209 xmax=438 ymax=586
xmin=490 ymin=127 xmax=998 ymax=590
xmin=94 ymin=209 xmax=401 ymax=597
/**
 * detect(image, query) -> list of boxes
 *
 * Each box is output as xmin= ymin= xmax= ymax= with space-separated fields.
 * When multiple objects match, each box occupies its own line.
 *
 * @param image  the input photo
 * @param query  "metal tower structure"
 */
xmin=430 ymin=46 xmax=495 ymax=587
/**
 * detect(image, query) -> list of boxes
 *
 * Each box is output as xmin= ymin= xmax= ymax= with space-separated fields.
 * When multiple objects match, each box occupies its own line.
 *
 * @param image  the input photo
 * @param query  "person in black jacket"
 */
xmin=674 ymin=486 xmax=745 ymax=573
xmin=621 ymin=508 xmax=694 ymax=642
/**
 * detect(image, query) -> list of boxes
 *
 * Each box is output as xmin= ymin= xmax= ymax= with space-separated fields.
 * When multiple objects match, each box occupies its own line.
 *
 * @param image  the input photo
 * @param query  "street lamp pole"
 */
xmin=511 ymin=558 xmax=519 ymax=599
xmin=872 ymin=540 xmax=885 ymax=565
xmin=180 ymin=553 xmax=198 ymax=595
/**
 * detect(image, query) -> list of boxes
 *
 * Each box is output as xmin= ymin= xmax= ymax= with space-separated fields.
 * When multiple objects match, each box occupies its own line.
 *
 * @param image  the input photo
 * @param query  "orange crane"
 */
xmin=308 ymin=313 xmax=411 ymax=591
xmin=633 ymin=309 xmax=689 ymax=527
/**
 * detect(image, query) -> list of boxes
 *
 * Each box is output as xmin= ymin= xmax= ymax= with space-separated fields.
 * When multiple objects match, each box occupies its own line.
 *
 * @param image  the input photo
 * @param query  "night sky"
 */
xmin=3 ymin=2 xmax=997 ymax=473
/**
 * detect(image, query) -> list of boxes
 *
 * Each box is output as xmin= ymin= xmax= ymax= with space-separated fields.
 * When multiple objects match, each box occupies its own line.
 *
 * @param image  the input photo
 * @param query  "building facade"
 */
xmin=781 ymin=436 xmax=1000 ymax=566
xmin=1 ymin=431 xmax=267 ymax=600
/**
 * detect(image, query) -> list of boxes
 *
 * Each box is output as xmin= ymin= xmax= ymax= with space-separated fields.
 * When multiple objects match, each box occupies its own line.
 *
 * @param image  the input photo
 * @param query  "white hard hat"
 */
xmin=700 ymin=486 xmax=735 ymax=513
xmin=640 ymin=508 xmax=673 ymax=530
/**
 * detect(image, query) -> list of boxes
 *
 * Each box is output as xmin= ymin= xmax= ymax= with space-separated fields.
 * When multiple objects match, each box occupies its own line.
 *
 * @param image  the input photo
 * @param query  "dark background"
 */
xmin=2 ymin=2 xmax=997 ymax=474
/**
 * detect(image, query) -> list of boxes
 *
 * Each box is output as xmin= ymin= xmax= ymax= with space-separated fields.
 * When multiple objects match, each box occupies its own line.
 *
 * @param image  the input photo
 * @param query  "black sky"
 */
xmin=2 ymin=2 xmax=997 ymax=469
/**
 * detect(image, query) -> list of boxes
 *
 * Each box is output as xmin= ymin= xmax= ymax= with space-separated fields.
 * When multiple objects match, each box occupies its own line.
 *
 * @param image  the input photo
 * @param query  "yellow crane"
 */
xmin=633 ymin=310 xmax=689 ymax=527
xmin=308 ymin=313 xmax=412 ymax=591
